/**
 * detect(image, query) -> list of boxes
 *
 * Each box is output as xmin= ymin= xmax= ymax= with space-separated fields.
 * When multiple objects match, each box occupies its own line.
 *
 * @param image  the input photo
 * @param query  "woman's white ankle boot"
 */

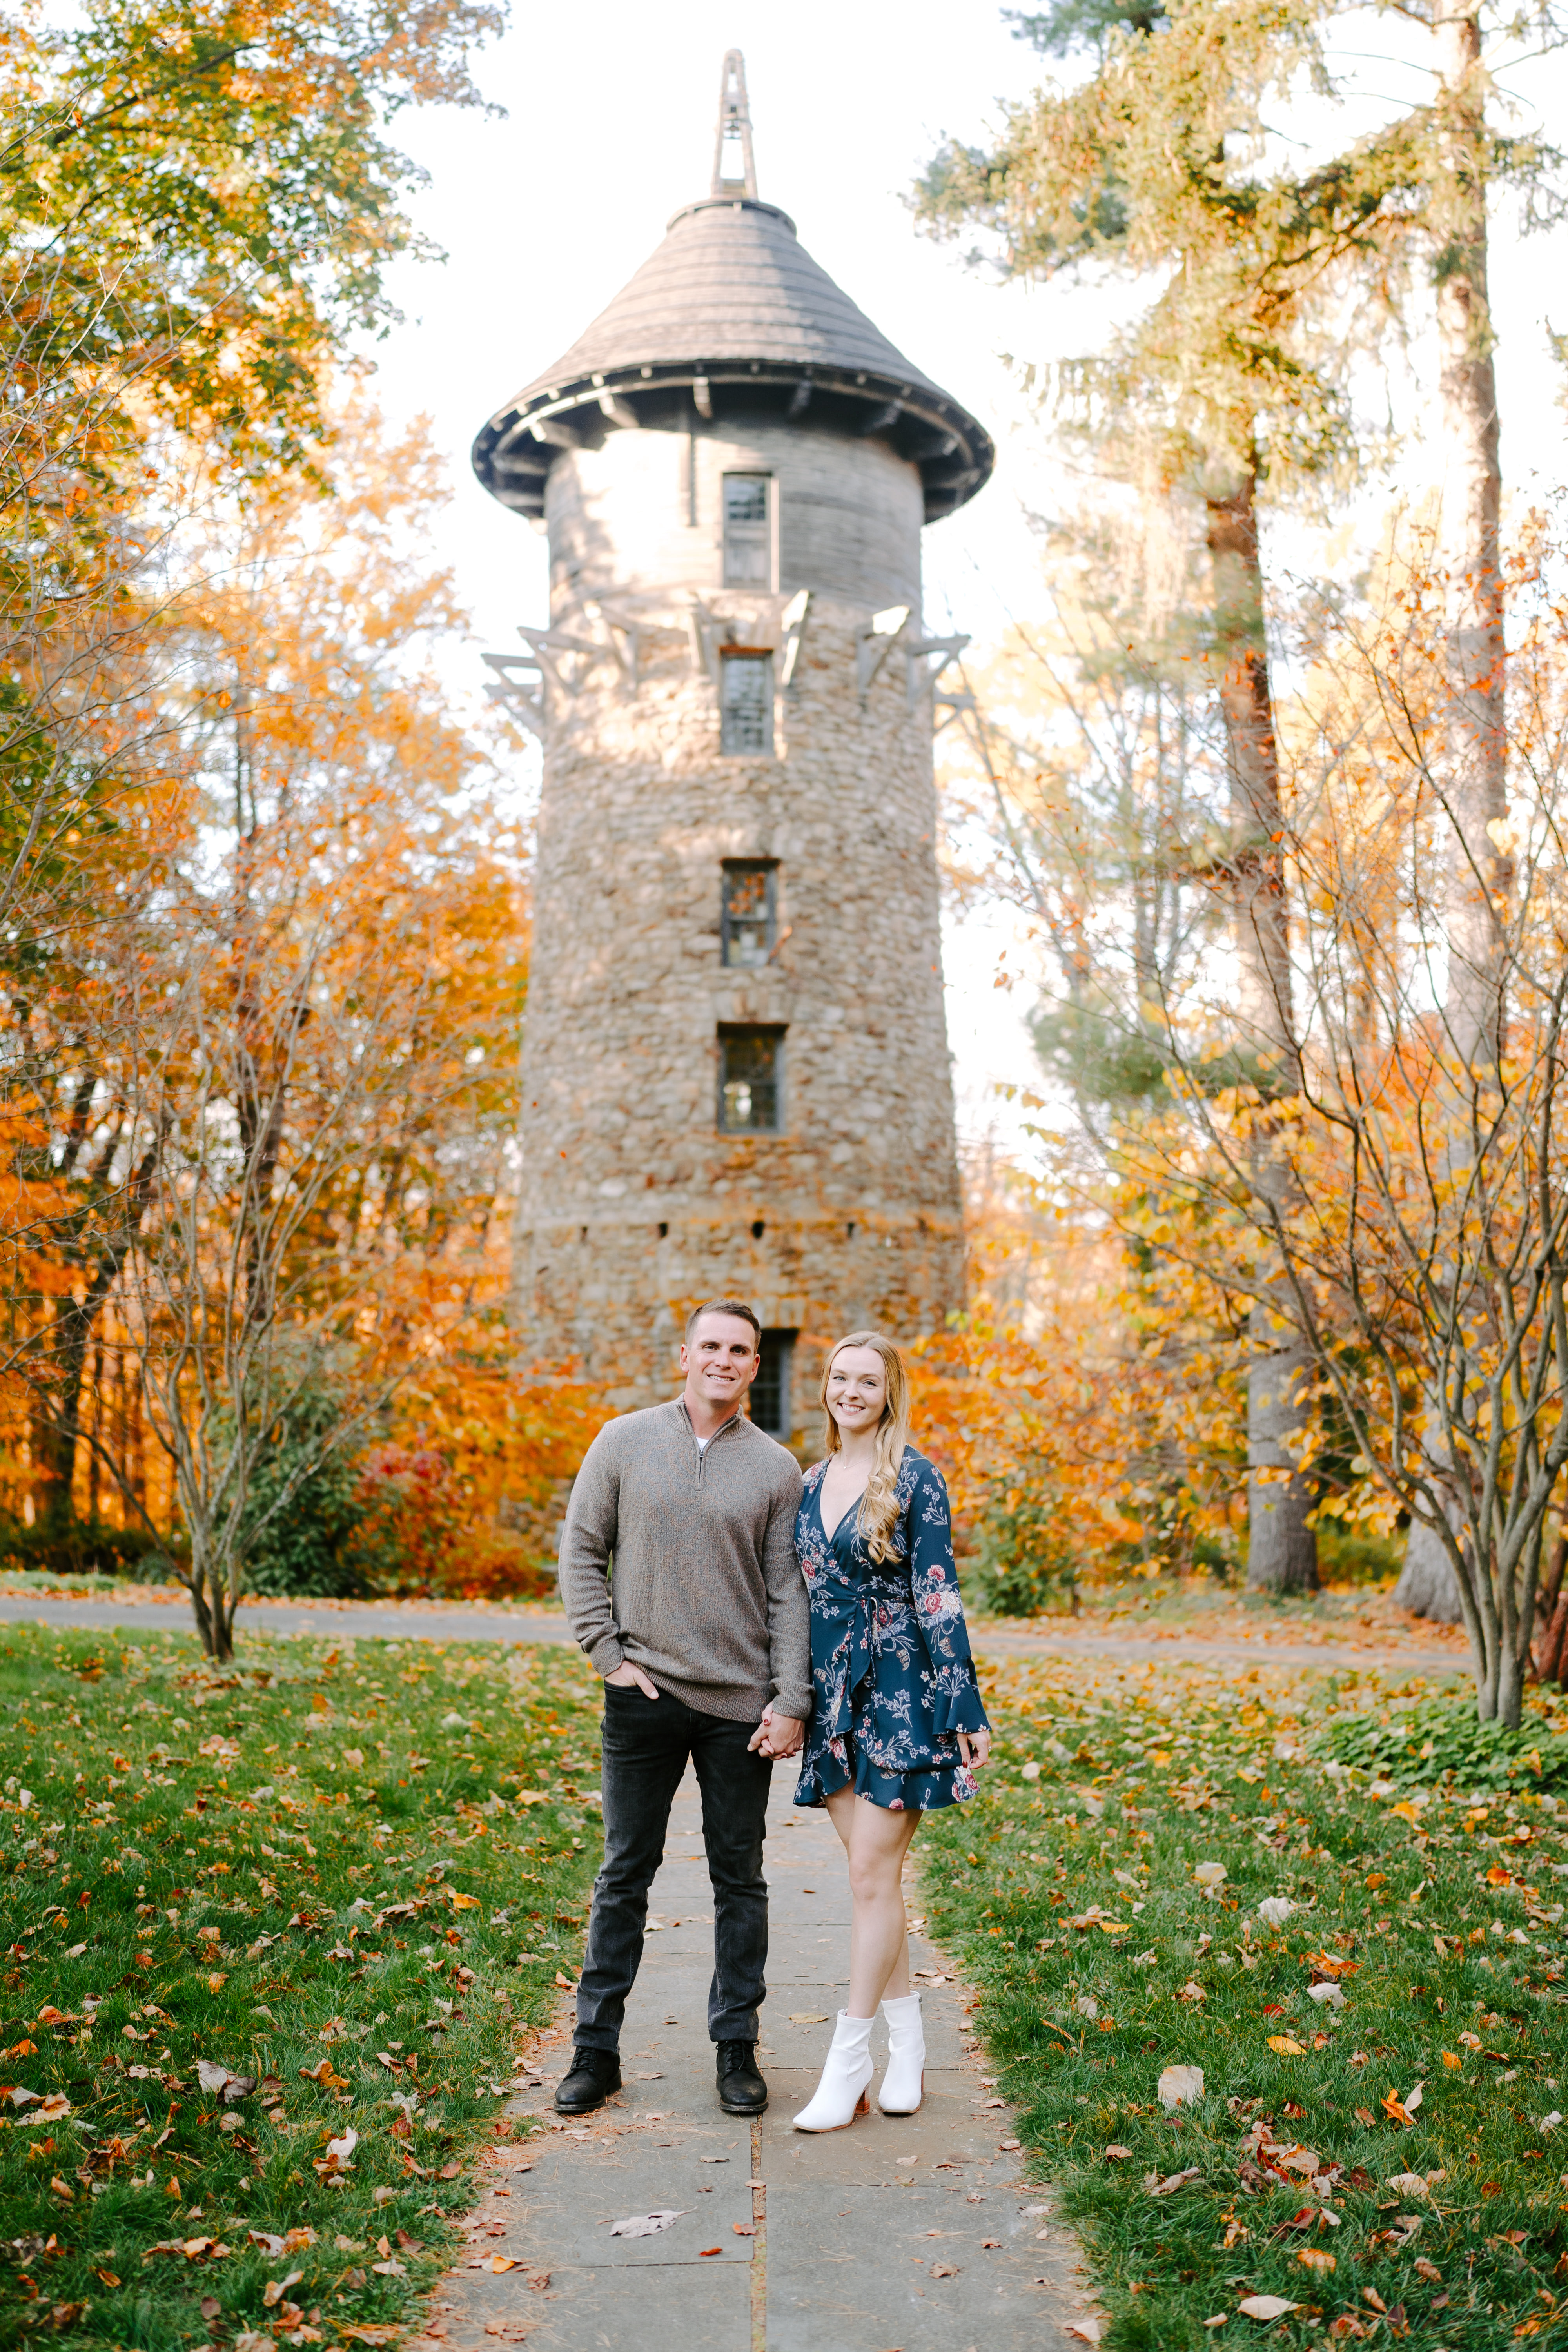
xmin=877 ymin=1992 xmax=926 ymax=2114
xmin=792 ymin=2010 xmax=875 ymax=2131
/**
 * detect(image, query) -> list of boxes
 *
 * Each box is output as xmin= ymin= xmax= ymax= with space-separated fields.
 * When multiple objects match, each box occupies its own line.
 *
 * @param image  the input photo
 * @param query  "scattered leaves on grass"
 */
xmin=0 ymin=1623 xmax=604 ymax=2352
xmin=917 ymin=1651 xmax=1568 ymax=2351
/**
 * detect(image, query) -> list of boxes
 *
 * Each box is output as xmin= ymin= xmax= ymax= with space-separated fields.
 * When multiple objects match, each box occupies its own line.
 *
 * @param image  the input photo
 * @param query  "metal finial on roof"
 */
xmin=711 ymin=50 xmax=757 ymax=199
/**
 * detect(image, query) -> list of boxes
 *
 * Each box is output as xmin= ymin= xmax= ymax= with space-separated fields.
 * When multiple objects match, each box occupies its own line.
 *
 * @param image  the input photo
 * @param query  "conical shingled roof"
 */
xmin=521 ymin=196 xmax=953 ymax=409
xmin=472 ymin=196 xmax=992 ymax=525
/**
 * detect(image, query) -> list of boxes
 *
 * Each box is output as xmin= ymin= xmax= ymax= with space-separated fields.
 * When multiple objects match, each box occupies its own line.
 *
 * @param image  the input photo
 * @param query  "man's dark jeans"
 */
xmin=573 ymin=1681 xmax=773 ymax=2054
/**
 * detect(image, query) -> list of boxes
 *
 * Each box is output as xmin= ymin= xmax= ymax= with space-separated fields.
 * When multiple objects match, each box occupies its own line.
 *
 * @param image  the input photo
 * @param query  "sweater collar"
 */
xmin=675 ymin=1396 xmax=745 ymax=1447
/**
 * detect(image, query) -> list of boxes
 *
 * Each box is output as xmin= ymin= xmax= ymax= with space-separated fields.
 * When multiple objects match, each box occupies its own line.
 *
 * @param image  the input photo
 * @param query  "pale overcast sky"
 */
xmin=362 ymin=2 xmax=1568 ymax=1161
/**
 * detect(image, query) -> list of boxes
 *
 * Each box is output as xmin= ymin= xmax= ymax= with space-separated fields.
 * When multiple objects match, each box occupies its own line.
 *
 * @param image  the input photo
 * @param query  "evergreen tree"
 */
xmin=916 ymin=0 xmax=1422 ymax=1589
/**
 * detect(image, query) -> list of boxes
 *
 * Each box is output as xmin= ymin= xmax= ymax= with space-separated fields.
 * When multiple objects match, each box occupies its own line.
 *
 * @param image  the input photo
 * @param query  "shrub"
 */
xmin=1312 ymin=1690 xmax=1568 ymax=1789
xmin=347 ymin=1443 xmax=558 ymax=1602
xmin=969 ymin=1473 xmax=1080 ymax=1617
xmin=0 ymin=1519 xmax=176 ymax=1580
xmin=1316 ymin=1525 xmax=1405 ymax=1588
xmin=239 ymin=1386 xmax=372 ymax=1598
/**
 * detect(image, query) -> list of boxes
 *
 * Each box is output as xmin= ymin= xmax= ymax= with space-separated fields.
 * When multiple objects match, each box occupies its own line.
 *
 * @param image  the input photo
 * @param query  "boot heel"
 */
xmin=791 ymin=2011 xmax=877 ymax=2131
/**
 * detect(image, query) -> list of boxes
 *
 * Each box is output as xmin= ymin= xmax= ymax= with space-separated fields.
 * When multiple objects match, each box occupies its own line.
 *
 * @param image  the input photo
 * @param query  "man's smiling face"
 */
xmin=680 ymin=1312 xmax=760 ymax=1408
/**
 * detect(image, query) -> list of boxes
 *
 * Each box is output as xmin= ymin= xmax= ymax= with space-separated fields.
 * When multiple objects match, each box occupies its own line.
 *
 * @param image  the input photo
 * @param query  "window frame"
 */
xmin=719 ymin=648 xmax=775 ymax=756
xmin=720 ymin=860 xmax=778 ymax=969
xmin=717 ymin=1023 xmax=786 ymax=1136
xmin=722 ymin=470 xmax=775 ymax=590
xmin=751 ymin=1328 xmax=797 ymax=1439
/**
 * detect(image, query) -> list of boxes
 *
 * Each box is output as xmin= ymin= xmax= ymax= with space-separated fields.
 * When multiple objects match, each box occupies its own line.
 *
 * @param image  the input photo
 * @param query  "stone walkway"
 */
xmin=0 ymin=1590 xmax=1464 ymax=1679
xmin=422 ymin=1764 xmax=1093 ymax=2352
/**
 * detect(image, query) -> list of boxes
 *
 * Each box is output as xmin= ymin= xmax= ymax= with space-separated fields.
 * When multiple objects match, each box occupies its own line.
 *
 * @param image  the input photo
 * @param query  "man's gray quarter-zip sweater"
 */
xmin=558 ymin=1397 xmax=811 ymax=1725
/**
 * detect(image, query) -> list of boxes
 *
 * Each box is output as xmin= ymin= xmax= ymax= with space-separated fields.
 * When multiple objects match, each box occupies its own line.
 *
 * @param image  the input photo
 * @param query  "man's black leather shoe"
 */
xmin=554 ymin=2047 xmax=621 ymax=2115
xmin=715 ymin=2040 xmax=768 ymax=2115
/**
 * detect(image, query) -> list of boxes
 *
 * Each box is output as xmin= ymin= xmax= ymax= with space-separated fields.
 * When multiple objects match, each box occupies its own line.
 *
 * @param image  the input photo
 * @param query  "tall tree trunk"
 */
xmin=1394 ymin=1516 xmax=1467 ymax=1622
xmin=29 ymin=1143 xmax=160 ymax=1550
xmin=87 ymin=1342 xmax=103 ymax=1524
xmin=1393 ymin=2 xmax=1508 ymax=1627
xmin=33 ymin=1264 xmax=117 ymax=1542
xmin=1207 ymin=462 xmax=1319 ymax=1594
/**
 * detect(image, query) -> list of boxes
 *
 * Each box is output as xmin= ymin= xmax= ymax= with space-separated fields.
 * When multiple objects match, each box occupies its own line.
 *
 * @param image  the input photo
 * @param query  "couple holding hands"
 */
xmin=555 ymin=1299 xmax=991 ymax=2129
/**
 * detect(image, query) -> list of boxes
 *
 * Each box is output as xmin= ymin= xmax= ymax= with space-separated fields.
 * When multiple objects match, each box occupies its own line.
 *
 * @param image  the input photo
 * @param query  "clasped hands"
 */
xmin=602 ymin=1661 xmax=804 ymax=1759
xmin=747 ymin=1702 xmax=805 ymax=1760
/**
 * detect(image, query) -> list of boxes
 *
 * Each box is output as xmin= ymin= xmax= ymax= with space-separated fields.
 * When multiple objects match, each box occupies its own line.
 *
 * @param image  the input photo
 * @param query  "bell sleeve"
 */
xmin=906 ymin=1457 xmax=988 ymax=1737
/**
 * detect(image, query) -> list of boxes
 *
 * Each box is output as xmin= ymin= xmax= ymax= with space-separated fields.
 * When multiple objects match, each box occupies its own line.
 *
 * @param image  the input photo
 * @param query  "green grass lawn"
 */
xmin=922 ymin=1653 xmax=1568 ymax=2350
xmin=0 ymin=1625 xmax=603 ymax=2352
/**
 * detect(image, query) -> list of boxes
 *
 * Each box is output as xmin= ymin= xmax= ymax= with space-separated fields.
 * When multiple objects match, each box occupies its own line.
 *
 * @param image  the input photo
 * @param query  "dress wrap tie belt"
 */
xmin=815 ymin=1572 xmax=906 ymax=1742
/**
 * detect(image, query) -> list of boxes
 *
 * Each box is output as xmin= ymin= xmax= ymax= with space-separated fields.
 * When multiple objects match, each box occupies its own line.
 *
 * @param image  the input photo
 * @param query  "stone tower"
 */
xmin=473 ymin=53 xmax=994 ymax=1432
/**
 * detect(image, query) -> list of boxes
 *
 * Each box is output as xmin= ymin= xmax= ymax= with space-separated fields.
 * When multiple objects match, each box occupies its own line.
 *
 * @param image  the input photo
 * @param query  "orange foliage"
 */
xmin=355 ymin=1349 xmax=614 ymax=1604
xmin=907 ymin=1171 xmax=1247 ymax=1593
xmin=0 ymin=396 xmax=603 ymax=1619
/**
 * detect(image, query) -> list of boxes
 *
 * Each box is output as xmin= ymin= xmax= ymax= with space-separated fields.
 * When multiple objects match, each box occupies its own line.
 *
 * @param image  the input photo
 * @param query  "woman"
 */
xmin=789 ymin=1330 xmax=990 ymax=2131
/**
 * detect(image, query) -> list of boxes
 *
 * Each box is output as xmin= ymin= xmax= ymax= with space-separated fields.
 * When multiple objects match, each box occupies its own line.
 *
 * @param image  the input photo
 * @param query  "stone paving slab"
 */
xmin=447 ymin=2258 xmax=753 ymax=2351
xmin=428 ymin=1762 xmax=1100 ymax=2350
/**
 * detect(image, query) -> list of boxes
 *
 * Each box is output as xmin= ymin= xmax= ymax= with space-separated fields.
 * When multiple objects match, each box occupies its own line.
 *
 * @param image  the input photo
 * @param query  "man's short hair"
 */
xmin=684 ymin=1297 xmax=762 ymax=1346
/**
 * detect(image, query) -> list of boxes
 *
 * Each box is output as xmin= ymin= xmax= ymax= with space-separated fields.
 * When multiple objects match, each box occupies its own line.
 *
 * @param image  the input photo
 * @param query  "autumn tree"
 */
xmin=910 ymin=1169 xmax=1249 ymax=1608
xmin=1 ymin=401 xmax=527 ymax=1649
xmin=1099 ymin=521 xmax=1568 ymax=1723
xmin=0 ymin=0 xmax=503 ymax=968
xmin=916 ymin=0 xmax=1427 ymax=1589
xmin=0 ymin=0 xmax=506 ymax=1561
xmin=1377 ymin=0 xmax=1566 ymax=1617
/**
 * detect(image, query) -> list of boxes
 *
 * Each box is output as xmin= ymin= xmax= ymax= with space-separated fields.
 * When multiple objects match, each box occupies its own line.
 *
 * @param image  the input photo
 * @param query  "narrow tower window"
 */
xmin=722 ymin=472 xmax=773 ymax=586
xmin=751 ymin=1329 xmax=797 ymax=1439
xmin=721 ymin=861 xmax=777 ymax=967
xmin=720 ymin=652 xmax=773 ymax=754
xmin=719 ymin=1025 xmax=784 ymax=1132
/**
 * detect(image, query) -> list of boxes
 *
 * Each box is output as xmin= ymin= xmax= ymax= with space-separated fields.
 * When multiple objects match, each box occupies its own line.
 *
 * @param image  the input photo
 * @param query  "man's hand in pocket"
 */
xmin=604 ymin=1661 xmax=659 ymax=1699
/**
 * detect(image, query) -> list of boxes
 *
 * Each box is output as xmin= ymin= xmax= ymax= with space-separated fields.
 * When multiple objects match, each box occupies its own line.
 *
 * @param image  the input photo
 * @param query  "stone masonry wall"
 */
xmin=514 ymin=417 xmax=963 ymax=1424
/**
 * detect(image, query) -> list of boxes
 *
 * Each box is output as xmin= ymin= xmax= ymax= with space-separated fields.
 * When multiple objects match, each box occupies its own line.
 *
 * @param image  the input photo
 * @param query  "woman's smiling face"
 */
xmin=825 ymin=1344 xmax=887 ymax=1436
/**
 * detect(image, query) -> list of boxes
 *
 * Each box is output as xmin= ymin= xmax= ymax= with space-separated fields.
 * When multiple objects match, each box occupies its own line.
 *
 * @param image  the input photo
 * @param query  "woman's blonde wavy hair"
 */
xmin=818 ymin=1331 xmax=910 ymax=1563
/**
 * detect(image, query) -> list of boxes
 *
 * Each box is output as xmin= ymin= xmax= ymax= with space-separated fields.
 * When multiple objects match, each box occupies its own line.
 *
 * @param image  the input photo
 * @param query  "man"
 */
xmin=555 ymin=1299 xmax=809 ymax=2118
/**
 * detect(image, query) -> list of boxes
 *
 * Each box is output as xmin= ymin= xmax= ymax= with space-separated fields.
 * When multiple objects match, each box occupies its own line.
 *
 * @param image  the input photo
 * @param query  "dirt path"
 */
xmin=0 ymin=1589 xmax=1468 ymax=1681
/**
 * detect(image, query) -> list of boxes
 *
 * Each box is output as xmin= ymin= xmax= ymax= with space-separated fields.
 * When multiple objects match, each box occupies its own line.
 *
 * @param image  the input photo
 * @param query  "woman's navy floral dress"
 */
xmin=793 ymin=1447 xmax=989 ymax=1813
